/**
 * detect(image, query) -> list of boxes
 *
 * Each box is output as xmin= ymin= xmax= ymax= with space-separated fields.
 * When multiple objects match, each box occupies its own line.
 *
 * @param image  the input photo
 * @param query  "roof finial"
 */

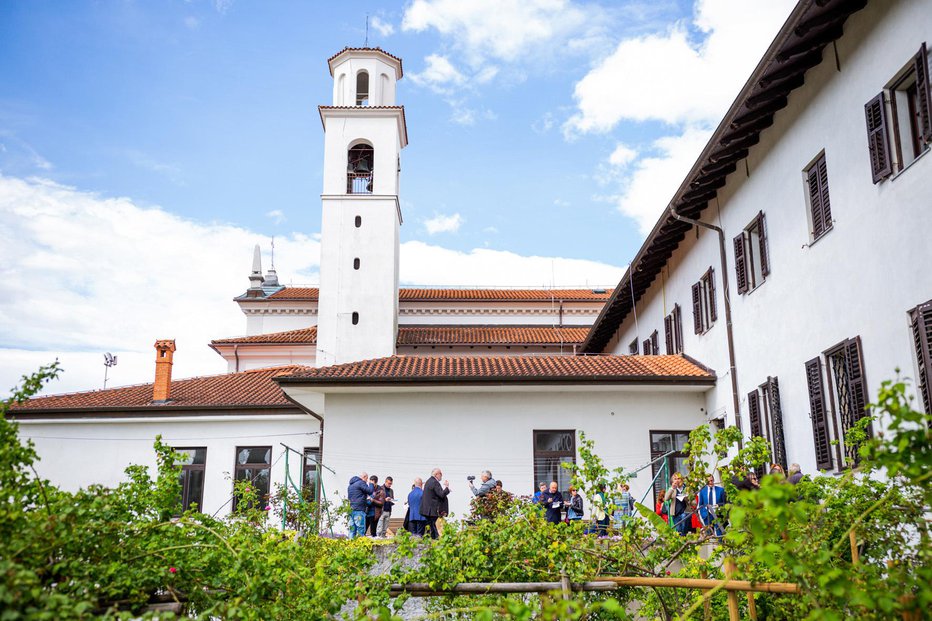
xmin=262 ymin=237 xmax=280 ymax=288
xmin=248 ymin=244 xmax=264 ymax=290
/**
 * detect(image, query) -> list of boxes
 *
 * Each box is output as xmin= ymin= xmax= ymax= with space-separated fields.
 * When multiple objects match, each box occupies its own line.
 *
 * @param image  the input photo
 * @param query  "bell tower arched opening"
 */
xmin=347 ymin=143 xmax=374 ymax=194
xmin=355 ymin=70 xmax=369 ymax=106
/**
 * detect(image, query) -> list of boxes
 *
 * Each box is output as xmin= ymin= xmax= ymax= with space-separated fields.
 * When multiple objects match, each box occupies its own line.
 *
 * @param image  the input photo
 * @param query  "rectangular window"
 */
xmin=664 ymin=305 xmax=684 ymax=354
xmin=865 ymin=42 xmax=931 ymax=182
xmin=806 ymin=338 xmax=871 ymax=471
xmin=909 ymin=299 xmax=932 ymax=415
xmin=747 ymin=378 xmax=788 ymax=472
xmin=692 ymin=267 xmax=717 ymax=334
xmin=175 ymin=447 xmax=206 ymax=513
xmin=629 ymin=338 xmax=639 ymax=355
xmin=303 ymin=447 xmax=321 ymax=503
xmin=533 ymin=430 xmax=575 ymax=497
xmin=233 ymin=446 xmax=272 ymax=511
xmin=734 ymin=211 xmax=770 ymax=294
xmin=649 ymin=430 xmax=691 ymax=499
xmin=804 ymin=152 xmax=833 ymax=241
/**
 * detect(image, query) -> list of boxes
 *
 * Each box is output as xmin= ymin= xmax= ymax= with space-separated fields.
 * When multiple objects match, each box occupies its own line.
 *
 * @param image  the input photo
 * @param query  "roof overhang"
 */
xmin=318 ymin=105 xmax=409 ymax=148
xmin=327 ymin=47 xmax=403 ymax=79
xmin=581 ymin=0 xmax=868 ymax=353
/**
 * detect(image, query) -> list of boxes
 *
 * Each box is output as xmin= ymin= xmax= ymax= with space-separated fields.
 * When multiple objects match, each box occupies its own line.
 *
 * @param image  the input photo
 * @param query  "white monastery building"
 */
xmin=11 ymin=0 xmax=932 ymax=525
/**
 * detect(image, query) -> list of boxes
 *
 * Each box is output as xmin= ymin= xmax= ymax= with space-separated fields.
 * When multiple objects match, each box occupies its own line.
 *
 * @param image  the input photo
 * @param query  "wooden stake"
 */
xmin=747 ymin=592 xmax=757 ymax=620
xmin=723 ymin=559 xmax=741 ymax=621
xmin=849 ymin=530 xmax=859 ymax=565
xmin=700 ymin=570 xmax=711 ymax=621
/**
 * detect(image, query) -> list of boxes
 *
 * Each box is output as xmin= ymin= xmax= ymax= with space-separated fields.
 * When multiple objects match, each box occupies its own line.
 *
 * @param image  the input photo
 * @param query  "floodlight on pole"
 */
xmin=103 ymin=352 xmax=118 ymax=389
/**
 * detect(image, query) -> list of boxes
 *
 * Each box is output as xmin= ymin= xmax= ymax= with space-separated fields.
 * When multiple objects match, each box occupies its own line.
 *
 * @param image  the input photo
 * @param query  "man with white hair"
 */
xmin=787 ymin=463 xmax=803 ymax=485
xmin=469 ymin=470 xmax=497 ymax=497
xmin=421 ymin=467 xmax=450 ymax=539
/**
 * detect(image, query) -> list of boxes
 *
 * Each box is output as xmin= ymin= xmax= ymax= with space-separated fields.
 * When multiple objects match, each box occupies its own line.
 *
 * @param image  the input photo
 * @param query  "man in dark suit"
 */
xmin=697 ymin=473 xmax=727 ymax=537
xmin=421 ymin=467 xmax=451 ymax=539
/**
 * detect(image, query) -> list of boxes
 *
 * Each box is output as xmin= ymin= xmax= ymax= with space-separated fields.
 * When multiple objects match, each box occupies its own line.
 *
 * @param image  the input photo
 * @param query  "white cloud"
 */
xmin=553 ymin=199 xmax=570 ymax=208
xmin=608 ymin=143 xmax=637 ymax=168
xmin=213 ymin=0 xmax=233 ymax=14
xmin=408 ymin=54 xmax=466 ymax=94
xmin=183 ymin=16 xmax=200 ymax=30
xmin=564 ymin=0 xmax=796 ymax=135
xmin=400 ymin=241 xmax=623 ymax=288
xmin=266 ymin=209 xmax=286 ymax=225
xmin=402 ymin=0 xmax=592 ymax=66
xmin=423 ymin=212 xmax=463 ymax=234
xmin=483 ymin=226 xmax=499 ymax=234
xmin=613 ymin=126 xmax=713 ymax=233
xmin=0 ymin=175 xmax=319 ymax=397
xmin=370 ymin=16 xmax=395 ymax=37
xmin=532 ymin=112 xmax=555 ymax=134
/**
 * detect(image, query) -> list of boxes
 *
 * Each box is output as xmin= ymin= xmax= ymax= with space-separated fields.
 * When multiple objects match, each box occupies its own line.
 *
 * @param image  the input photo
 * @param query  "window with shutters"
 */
xmin=909 ymin=299 xmax=932 ymax=416
xmin=733 ymin=211 xmax=770 ymax=294
xmin=803 ymin=152 xmax=833 ymax=242
xmin=643 ymin=330 xmax=659 ymax=356
xmin=805 ymin=338 xmax=872 ymax=471
xmin=664 ymin=306 xmax=684 ymax=354
xmin=628 ymin=339 xmax=639 ymax=355
xmin=864 ymin=42 xmax=931 ymax=183
xmin=747 ymin=378 xmax=788 ymax=472
xmin=691 ymin=267 xmax=717 ymax=335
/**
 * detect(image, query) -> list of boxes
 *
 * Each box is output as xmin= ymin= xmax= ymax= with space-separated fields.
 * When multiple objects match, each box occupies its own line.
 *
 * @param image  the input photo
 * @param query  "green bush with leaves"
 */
xmin=1 ymin=364 xmax=929 ymax=619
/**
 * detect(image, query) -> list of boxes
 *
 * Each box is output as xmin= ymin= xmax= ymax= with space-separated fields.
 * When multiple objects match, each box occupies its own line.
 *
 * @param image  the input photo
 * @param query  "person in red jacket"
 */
xmin=655 ymin=490 xmax=669 ymax=523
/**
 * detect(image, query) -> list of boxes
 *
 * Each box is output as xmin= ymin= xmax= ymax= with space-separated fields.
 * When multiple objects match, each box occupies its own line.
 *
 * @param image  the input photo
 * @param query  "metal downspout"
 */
xmin=668 ymin=205 xmax=743 ymax=448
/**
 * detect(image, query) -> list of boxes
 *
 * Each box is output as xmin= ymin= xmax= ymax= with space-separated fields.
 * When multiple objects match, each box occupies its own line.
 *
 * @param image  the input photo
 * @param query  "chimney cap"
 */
xmin=154 ymin=339 xmax=177 ymax=352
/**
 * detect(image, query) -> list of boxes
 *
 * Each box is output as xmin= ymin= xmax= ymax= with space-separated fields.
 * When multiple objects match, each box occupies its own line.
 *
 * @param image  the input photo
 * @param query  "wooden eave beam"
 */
xmin=731 ymin=98 xmax=786 ymax=129
xmin=693 ymin=163 xmax=737 ymax=188
xmin=759 ymin=50 xmax=822 ymax=89
xmin=795 ymin=0 xmax=866 ymax=37
xmin=776 ymin=23 xmax=844 ymax=62
xmin=747 ymin=74 xmax=805 ymax=108
xmin=720 ymin=114 xmax=775 ymax=146
xmin=710 ymin=135 xmax=757 ymax=162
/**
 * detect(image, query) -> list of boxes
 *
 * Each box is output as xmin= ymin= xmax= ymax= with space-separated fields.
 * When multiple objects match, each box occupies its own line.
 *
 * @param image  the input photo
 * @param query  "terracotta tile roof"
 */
xmin=263 ymin=288 xmax=613 ymax=302
xmin=10 ymin=366 xmax=307 ymax=413
xmin=275 ymin=355 xmax=715 ymax=385
xmin=214 ymin=327 xmax=318 ymax=345
xmin=327 ymin=47 xmax=403 ymax=77
xmin=397 ymin=326 xmax=590 ymax=345
xmin=211 ymin=326 xmax=591 ymax=346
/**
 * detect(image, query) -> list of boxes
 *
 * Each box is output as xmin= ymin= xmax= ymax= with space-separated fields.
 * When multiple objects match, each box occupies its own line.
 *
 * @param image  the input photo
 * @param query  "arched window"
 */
xmin=351 ymin=312 xmax=359 ymax=325
xmin=336 ymin=73 xmax=346 ymax=106
xmin=355 ymin=71 xmax=369 ymax=106
xmin=380 ymin=73 xmax=389 ymax=105
xmin=353 ymin=257 xmax=360 ymax=270
xmin=355 ymin=215 xmax=362 ymax=227
xmin=347 ymin=143 xmax=374 ymax=194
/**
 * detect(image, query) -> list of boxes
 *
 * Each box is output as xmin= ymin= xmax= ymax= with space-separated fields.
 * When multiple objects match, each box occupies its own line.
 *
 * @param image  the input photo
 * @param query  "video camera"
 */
xmin=467 ymin=475 xmax=476 ymax=482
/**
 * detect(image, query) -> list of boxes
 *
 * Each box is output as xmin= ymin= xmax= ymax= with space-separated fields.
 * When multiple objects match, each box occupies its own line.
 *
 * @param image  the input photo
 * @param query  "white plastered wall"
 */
xmin=607 ymin=0 xmax=932 ymax=475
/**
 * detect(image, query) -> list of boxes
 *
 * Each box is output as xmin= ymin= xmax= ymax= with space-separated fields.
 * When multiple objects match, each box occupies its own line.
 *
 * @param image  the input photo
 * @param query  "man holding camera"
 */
xmin=468 ymin=470 xmax=497 ymax=497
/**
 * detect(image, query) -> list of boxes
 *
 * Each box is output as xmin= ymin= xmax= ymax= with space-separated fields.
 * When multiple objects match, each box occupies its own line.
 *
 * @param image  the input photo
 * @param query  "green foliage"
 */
xmin=2 ymin=365 xmax=929 ymax=619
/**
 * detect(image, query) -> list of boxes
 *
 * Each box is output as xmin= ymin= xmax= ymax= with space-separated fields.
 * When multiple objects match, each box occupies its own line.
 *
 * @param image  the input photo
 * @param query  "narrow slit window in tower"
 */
xmin=353 ymin=258 xmax=360 ymax=270
xmin=355 ymin=215 xmax=362 ymax=227
xmin=356 ymin=71 xmax=369 ymax=106
xmin=351 ymin=312 xmax=359 ymax=325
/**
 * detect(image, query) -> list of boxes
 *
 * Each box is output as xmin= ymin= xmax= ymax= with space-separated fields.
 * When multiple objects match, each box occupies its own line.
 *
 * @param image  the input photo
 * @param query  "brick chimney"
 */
xmin=153 ymin=339 xmax=177 ymax=402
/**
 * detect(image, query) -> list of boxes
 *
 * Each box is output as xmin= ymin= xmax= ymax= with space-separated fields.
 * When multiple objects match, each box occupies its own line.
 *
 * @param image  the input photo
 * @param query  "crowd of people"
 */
xmin=656 ymin=463 xmax=804 ymax=537
xmin=346 ymin=462 xmax=804 ymax=539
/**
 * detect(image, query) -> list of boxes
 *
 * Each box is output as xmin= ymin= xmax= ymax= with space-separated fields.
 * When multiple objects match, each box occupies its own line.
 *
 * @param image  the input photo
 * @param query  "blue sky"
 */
xmin=0 ymin=0 xmax=796 ymax=394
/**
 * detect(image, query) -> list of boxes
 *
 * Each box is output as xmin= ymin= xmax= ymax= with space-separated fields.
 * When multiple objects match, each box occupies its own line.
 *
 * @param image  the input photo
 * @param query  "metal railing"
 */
xmin=347 ymin=172 xmax=373 ymax=194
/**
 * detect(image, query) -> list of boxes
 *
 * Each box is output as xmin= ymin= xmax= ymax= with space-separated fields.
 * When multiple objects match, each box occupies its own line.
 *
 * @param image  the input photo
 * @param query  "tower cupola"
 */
xmin=327 ymin=47 xmax=403 ymax=107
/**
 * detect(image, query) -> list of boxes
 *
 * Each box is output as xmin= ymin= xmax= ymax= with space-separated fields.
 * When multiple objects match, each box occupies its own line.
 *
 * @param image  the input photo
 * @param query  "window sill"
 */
xmin=890 ymin=145 xmax=930 ymax=182
xmin=805 ymin=226 xmax=833 ymax=248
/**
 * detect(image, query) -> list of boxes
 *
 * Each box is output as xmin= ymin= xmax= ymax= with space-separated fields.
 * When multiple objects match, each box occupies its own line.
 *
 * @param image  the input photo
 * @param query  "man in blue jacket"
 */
xmin=347 ymin=470 xmax=372 ymax=539
xmin=406 ymin=478 xmax=425 ymax=536
xmin=697 ymin=473 xmax=726 ymax=537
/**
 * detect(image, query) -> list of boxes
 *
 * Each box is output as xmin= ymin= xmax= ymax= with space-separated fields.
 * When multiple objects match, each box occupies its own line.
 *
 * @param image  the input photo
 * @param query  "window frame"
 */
xmin=734 ymin=211 xmax=770 ymax=294
xmin=232 ymin=445 xmax=273 ymax=512
xmin=302 ymin=447 xmax=321 ymax=504
xmin=649 ymin=430 xmax=691 ymax=499
xmin=664 ymin=305 xmax=684 ymax=354
xmin=532 ymin=430 xmax=576 ymax=497
xmin=909 ymin=299 xmax=932 ymax=416
xmin=175 ymin=446 xmax=207 ymax=514
xmin=692 ymin=267 xmax=717 ymax=335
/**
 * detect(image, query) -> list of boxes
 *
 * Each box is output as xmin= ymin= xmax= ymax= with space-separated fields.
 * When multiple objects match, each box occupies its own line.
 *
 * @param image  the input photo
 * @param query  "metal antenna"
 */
xmin=270 ymin=237 xmax=276 ymax=270
xmin=365 ymin=14 xmax=369 ymax=47
xmin=103 ymin=352 xmax=118 ymax=389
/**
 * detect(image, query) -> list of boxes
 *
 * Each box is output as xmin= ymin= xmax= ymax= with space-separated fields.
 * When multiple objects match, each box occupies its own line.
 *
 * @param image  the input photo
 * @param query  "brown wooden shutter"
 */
xmin=864 ymin=93 xmax=893 ymax=183
xmin=805 ymin=357 xmax=833 ymax=470
xmin=642 ymin=339 xmax=650 ymax=355
xmin=768 ymin=377 xmax=788 ymax=471
xmin=664 ymin=315 xmax=673 ymax=354
xmin=915 ymin=43 xmax=931 ymax=143
xmin=692 ymin=282 xmax=703 ymax=334
xmin=747 ymin=390 xmax=762 ymax=438
xmin=674 ymin=304 xmax=684 ymax=353
xmin=734 ymin=233 xmax=748 ymax=294
xmin=910 ymin=301 xmax=932 ymax=416
xmin=707 ymin=268 xmax=718 ymax=322
xmin=651 ymin=330 xmax=659 ymax=355
xmin=757 ymin=211 xmax=770 ymax=277
xmin=844 ymin=337 xmax=870 ymax=427
xmin=807 ymin=164 xmax=824 ymax=237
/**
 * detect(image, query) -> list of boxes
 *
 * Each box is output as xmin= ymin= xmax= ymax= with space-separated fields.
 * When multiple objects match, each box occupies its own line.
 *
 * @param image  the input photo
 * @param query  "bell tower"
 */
xmin=316 ymin=48 xmax=408 ymax=367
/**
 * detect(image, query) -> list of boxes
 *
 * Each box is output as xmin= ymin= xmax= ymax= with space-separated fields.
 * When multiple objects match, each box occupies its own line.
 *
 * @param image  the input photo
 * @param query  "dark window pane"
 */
xmin=651 ymin=433 xmax=673 ymax=453
xmin=184 ymin=469 xmax=205 ymax=512
xmin=237 ymin=447 xmax=271 ymax=465
xmin=534 ymin=431 xmax=574 ymax=453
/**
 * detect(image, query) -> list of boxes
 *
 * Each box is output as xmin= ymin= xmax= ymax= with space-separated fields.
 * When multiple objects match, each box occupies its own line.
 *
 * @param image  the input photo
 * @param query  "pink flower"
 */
xmin=264 ymin=506 xmax=271 ymax=511
xmin=169 ymin=567 xmax=177 ymax=574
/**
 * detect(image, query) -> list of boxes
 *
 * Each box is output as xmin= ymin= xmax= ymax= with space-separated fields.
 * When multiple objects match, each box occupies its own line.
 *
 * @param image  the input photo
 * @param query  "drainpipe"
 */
xmin=233 ymin=344 xmax=240 ymax=373
xmin=668 ymin=205 xmax=743 ymax=449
